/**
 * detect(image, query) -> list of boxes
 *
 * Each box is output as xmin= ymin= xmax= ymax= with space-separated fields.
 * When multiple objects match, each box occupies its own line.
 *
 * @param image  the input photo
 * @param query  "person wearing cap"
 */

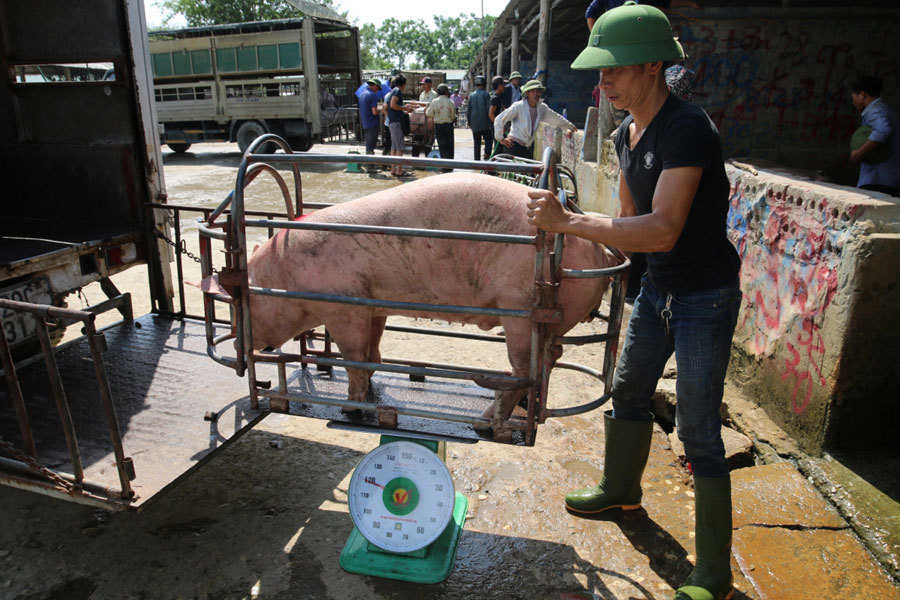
xmin=849 ymin=75 xmax=899 ymax=196
xmin=358 ymin=78 xmax=383 ymax=171
xmin=494 ymin=79 xmax=576 ymax=159
xmin=426 ymin=83 xmax=457 ymax=168
xmin=527 ymin=3 xmax=741 ymax=599
xmin=419 ymin=76 xmax=438 ymax=104
xmin=502 ymin=71 xmax=524 ymax=106
xmin=467 ymin=75 xmax=493 ymax=161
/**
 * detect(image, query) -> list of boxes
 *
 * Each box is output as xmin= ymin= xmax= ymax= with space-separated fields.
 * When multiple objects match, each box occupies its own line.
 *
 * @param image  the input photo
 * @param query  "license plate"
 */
xmin=1 ymin=278 xmax=53 ymax=348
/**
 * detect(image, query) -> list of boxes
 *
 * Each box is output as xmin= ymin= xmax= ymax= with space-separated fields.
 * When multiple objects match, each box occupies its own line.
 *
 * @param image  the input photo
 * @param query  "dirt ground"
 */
xmin=0 ymin=136 xmax=763 ymax=599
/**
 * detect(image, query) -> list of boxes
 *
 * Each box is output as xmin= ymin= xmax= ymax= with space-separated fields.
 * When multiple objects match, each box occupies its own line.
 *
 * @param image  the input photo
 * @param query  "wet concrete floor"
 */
xmin=2 ymin=133 xmax=898 ymax=599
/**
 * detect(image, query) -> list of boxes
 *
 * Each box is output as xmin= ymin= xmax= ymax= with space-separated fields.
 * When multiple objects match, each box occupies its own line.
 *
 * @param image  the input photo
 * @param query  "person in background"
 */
xmin=419 ymin=76 xmax=438 ymax=104
xmin=502 ymin=71 xmax=524 ymax=106
xmin=466 ymin=75 xmax=493 ymax=161
xmin=451 ymin=88 xmax=463 ymax=109
xmin=386 ymin=74 xmax=416 ymax=177
xmin=586 ymin=0 xmax=700 ymax=30
xmin=380 ymin=76 xmax=395 ymax=158
xmin=494 ymin=79 xmax=576 ymax=159
xmin=426 ymin=83 xmax=457 ymax=170
xmin=489 ymin=76 xmax=507 ymax=125
xmin=358 ymin=78 xmax=383 ymax=173
xmin=850 ymin=75 xmax=900 ymax=196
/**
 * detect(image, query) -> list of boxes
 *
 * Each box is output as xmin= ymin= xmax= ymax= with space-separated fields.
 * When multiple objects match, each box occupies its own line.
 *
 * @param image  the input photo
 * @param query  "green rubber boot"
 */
xmin=674 ymin=474 xmax=734 ymax=600
xmin=565 ymin=410 xmax=653 ymax=514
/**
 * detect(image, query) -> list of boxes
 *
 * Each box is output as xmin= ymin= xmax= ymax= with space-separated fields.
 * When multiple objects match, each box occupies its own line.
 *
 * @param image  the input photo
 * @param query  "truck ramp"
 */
xmin=0 ymin=315 xmax=264 ymax=509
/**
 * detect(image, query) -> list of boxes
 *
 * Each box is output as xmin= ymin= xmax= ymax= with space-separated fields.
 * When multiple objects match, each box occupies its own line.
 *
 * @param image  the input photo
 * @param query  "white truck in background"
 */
xmin=149 ymin=17 xmax=362 ymax=153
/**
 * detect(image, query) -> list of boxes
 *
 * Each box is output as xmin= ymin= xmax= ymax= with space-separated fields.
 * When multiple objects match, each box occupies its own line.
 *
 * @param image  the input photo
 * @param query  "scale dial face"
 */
xmin=348 ymin=441 xmax=455 ymax=553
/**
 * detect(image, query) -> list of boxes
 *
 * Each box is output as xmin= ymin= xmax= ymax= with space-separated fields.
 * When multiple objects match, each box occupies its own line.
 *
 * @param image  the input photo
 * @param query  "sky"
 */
xmin=143 ymin=0 xmax=510 ymax=29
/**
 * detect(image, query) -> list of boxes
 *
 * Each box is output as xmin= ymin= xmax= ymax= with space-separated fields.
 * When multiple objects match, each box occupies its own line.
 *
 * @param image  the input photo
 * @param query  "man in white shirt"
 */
xmin=494 ymin=79 xmax=576 ymax=159
xmin=418 ymin=77 xmax=438 ymax=104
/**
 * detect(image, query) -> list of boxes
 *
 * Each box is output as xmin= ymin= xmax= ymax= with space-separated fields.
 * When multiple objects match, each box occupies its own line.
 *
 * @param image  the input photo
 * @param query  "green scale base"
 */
xmin=339 ymin=491 xmax=468 ymax=583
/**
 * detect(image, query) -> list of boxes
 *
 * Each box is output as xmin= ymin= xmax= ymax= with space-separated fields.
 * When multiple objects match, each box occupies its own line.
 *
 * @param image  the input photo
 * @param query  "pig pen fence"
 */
xmin=198 ymin=135 xmax=630 ymax=446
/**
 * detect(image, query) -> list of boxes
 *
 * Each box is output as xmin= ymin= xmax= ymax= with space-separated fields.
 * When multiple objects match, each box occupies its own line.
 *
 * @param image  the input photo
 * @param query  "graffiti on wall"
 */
xmin=727 ymin=180 xmax=861 ymax=414
xmin=672 ymin=16 xmax=899 ymax=175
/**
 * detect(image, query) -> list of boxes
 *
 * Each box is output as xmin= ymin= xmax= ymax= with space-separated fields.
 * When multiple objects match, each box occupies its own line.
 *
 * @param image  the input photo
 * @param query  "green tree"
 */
xmin=358 ymin=13 xmax=496 ymax=70
xmin=158 ymin=0 xmax=341 ymax=27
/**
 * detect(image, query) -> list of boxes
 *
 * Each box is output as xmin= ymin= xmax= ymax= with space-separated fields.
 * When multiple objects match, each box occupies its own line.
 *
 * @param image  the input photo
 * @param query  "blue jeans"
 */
xmin=363 ymin=127 xmax=379 ymax=155
xmin=611 ymin=276 xmax=742 ymax=477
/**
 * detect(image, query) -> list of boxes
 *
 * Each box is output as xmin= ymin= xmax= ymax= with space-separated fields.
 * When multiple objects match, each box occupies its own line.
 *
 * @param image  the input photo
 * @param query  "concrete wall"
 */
xmin=535 ymin=119 xmax=900 ymax=454
xmin=669 ymin=8 xmax=900 ymax=185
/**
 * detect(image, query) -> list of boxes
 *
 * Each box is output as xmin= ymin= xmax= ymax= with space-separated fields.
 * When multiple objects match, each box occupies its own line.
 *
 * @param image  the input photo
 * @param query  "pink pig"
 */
xmin=240 ymin=173 xmax=618 ymax=423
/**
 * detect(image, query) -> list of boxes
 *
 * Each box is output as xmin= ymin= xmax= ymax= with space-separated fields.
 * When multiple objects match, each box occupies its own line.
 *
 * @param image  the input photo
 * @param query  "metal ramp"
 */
xmin=0 ymin=314 xmax=264 ymax=509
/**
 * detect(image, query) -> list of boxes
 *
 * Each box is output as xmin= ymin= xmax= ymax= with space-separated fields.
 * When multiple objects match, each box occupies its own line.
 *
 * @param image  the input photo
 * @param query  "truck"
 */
xmin=148 ymin=17 xmax=362 ymax=154
xmin=0 ymin=0 xmax=173 ymax=357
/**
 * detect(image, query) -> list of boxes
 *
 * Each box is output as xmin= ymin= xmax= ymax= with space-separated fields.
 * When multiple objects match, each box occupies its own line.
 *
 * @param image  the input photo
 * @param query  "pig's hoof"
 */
xmin=473 ymin=421 xmax=493 ymax=436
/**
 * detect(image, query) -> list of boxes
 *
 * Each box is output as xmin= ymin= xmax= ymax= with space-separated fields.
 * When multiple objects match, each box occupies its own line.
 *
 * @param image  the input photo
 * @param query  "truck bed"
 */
xmin=0 ymin=218 xmax=140 ymax=275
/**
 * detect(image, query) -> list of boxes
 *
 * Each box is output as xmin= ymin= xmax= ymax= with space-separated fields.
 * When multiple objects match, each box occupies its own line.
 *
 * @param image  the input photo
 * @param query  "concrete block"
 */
xmin=651 ymin=378 xmax=677 ymax=424
xmin=732 ymin=527 xmax=900 ymax=600
xmin=731 ymin=462 xmax=845 ymax=529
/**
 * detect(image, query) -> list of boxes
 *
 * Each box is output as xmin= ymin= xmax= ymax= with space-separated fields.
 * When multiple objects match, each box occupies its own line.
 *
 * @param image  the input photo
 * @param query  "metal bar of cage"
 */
xmin=198 ymin=134 xmax=630 ymax=444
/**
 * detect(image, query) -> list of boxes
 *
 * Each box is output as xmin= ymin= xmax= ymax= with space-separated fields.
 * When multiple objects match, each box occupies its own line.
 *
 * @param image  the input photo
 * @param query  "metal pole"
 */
xmin=35 ymin=321 xmax=84 ymax=483
xmin=0 ymin=328 xmax=37 ymax=458
xmin=84 ymin=320 xmax=134 ymax=498
xmin=480 ymin=0 xmax=486 ymax=79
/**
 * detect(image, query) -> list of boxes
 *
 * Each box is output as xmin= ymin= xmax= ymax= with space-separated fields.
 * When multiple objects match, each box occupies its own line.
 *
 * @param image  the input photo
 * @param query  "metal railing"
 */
xmin=0 ymin=296 xmax=136 ymax=506
xmin=197 ymin=134 xmax=630 ymax=445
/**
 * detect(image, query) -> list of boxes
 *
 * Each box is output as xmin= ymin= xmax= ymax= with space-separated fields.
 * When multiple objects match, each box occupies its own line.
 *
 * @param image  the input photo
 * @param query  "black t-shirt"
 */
xmin=614 ymin=94 xmax=740 ymax=293
xmin=490 ymin=94 xmax=506 ymax=118
xmin=386 ymin=88 xmax=404 ymax=122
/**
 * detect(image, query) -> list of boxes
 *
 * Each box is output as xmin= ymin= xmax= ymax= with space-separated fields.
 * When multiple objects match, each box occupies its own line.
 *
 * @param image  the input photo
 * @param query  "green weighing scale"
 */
xmin=340 ymin=435 xmax=468 ymax=583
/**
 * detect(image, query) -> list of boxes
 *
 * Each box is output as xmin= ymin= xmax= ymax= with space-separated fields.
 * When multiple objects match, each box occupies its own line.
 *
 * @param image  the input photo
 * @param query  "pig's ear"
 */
xmin=189 ymin=274 xmax=233 ymax=301
xmin=252 ymin=243 xmax=260 ymax=255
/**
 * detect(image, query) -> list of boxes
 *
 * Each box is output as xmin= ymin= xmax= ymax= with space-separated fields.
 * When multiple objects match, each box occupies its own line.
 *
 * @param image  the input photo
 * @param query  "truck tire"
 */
xmin=290 ymin=122 xmax=313 ymax=152
xmin=167 ymin=142 xmax=192 ymax=153
xmin=236 ymin=121 xmax=276 ymax=154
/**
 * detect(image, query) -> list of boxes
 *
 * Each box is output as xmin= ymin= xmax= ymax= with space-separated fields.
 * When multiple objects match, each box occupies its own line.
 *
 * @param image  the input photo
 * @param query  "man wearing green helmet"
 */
xmin=526 ymin=3 xmax=741 ymax=600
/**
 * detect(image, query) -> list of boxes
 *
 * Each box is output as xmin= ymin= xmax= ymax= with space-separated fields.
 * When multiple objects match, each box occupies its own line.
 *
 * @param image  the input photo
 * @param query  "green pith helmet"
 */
xmin=520 ymin=79 xmax=545 ymax=93
xmin=571 ymin=0 xmax=685 ymax=70
xmin=509 ymin=71 xmax=523 ymax=80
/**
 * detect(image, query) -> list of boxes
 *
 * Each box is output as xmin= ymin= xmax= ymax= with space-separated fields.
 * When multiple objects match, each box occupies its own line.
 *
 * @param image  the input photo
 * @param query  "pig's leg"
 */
xmin=480 ymin=317 xmax=533 ymax=422
xmin=367 ymin=316 xmax=387 ymax=381
xmin=325 ymin=310 xmax=378 ymax=405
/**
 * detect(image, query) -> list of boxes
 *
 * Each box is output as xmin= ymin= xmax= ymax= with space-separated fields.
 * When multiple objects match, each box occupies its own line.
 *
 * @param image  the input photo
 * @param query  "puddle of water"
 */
xmin=562 ymin=459 xmax=602 ymax=480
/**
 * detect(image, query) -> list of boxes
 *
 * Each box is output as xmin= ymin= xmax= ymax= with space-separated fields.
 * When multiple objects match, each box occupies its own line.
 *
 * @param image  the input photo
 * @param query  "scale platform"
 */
xmin=265 ymin=361 xmax=529 ymax=445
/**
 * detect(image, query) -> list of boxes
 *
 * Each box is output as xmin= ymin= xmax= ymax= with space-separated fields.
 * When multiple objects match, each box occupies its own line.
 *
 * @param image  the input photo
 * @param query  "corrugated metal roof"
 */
xmin=284 ymin=0 xmax=346 ymax=22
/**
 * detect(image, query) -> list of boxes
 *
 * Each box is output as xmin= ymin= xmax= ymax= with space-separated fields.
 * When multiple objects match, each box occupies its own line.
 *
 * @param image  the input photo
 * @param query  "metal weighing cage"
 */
xmin=200 ymin=135 xmax=631 ymax=446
